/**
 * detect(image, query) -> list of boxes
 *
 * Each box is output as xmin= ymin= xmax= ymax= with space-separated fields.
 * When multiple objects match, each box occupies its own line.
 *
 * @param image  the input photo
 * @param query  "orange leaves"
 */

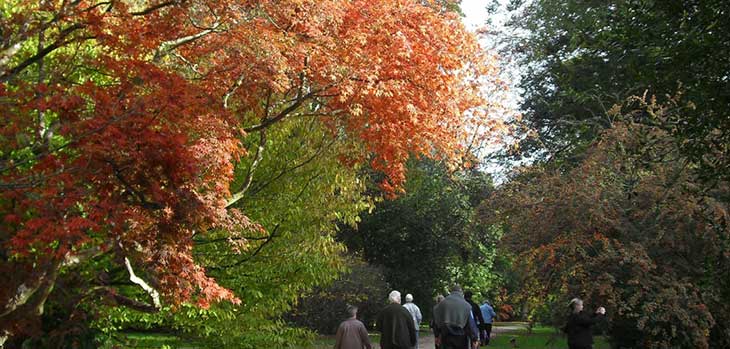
xmin=2 ymin=0 xmax=505 ymax=311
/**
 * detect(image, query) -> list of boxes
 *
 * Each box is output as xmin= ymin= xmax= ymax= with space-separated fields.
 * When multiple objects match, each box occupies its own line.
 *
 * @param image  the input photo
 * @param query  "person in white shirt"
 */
xmin=403 ymin=294 xmax=423 ymax=349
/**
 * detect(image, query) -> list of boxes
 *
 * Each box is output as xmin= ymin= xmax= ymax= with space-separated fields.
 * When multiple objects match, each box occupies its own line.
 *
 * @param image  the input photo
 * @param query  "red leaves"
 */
xmin=2 ymin=0 xmax=502 ymax=310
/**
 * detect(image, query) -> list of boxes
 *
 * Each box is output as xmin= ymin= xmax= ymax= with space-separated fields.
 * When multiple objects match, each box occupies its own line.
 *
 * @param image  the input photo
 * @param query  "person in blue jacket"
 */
xmin=479 ymin=300 xmax=497 ymax=345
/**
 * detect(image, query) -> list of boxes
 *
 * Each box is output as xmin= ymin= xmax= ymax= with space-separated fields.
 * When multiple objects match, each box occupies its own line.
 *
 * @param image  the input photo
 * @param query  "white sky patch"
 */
xmin=459 ymin=0 xmax=527 ymax=182
xmin=461 ymin=0 xmax=492 ymax=30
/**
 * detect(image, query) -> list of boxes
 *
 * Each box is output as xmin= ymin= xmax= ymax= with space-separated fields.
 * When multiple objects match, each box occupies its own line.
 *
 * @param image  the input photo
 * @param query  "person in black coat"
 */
xmin=565 ymin=298 xmax=606 ymax=349
xmin=377 ymin=290 xmax=417 ymax=349
xmin=463 ymin=291 xmax=485 ymax=345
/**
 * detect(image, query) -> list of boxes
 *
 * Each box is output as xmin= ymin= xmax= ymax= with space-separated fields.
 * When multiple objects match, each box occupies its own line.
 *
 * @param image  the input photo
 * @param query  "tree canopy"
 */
xmin=1 ymin=0 xmax=504 ymax=345
xmin=339 ymin=159 xmax=502 ymax=319
xmin=508 ymin=0 xmax=730 ymax=177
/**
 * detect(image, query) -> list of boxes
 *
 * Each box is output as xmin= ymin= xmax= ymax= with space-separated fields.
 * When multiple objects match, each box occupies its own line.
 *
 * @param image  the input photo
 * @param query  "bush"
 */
xmin=286 ymin=258 xmax=390 ymax=334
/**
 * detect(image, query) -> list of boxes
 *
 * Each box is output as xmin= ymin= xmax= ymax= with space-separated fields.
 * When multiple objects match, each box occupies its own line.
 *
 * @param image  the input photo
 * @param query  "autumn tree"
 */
xmin=482 ymin=96 xmax=730 ymax=348
xmin=1 ymin=0 xmax=503 ymax=345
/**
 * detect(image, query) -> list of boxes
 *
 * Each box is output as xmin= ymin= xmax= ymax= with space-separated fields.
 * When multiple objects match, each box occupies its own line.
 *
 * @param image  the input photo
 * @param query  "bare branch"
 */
xmin=0 ymin=24 xmax=89 ymax=82
xmin=226 ymin=129 xmax=266 ymax=208
xmin=223 ymin=72 xmax=247 ymax=109
xmin=131 ymin=1 xmax=179 ymax=16
xmin=0 ymin=258 xmax=62 ymax=321
xmin=226 ymin=93 xmax=273 ymax=207
xmin=152 ymin=20 xmax=220 ymax=63
xmin=123 ymin=257 xmax=161 ymax=310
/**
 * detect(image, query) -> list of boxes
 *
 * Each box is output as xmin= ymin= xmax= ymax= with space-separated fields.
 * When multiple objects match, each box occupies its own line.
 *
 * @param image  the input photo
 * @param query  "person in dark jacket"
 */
xmin=565 ymin=298 xmax=606 ymax=349
xmin=430 ymin=294 xmax=445 ymax=349
xmin=463 ymin=291 xmax=485 ymax=345
xmin=433 ymin=285 xmax=479 ymax=349
xmin=377 ymin=290 xmax=417 ymax=349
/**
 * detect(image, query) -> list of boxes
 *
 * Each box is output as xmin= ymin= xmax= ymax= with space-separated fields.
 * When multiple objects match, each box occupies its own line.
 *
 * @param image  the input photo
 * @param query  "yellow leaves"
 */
xmin=607 ymin=103 xmax=623 ymax=117
xmin=349 ymin=103 xmax=363 ymax=116
xmin=405 ymin=103 xmax=418 ymax=115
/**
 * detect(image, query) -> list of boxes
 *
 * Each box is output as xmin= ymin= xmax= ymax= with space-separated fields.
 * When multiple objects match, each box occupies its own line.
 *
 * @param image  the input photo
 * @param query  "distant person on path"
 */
xmin=431 ymin=294 xmax=445 ymax=349
xmin=433 ymin=285 xmax=479 ymax=349
xmin=334 ymin=305 xmax=372 ymax=349
xmin=479 ymin=300 xmax=496 ymax=346
xmin=564 ymin=298 xmax=606 ymax=349
xmin=377 ymin=290 xmax=417 ymax=349
xmin=403 ymin=294 xmax=423 ymax=349
xmin=463 ymin=291 xmax=485 ymax=345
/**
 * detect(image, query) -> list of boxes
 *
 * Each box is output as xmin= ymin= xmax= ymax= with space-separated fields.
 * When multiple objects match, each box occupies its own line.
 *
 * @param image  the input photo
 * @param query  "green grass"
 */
xmin=101 ymin=332 xmax=208 ymax=349
xmin=486 ymin=323 xmax=609 ymax=349
xmin=109 ymin=324 xmax=608 ymax=349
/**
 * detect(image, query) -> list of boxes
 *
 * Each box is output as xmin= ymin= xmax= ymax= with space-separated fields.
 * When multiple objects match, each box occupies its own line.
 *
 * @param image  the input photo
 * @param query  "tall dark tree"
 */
xmin=339 ymin=159 xmax=500 ymax=319
xmin=508 ymin=0 xmax=730 ymax=178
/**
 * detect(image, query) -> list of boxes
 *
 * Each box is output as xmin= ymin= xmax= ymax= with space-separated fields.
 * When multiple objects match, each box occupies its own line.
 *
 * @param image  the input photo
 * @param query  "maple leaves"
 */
xmin=1 ymin=0 xmax=502 ymax=343
xmin=483 ymin=103 xmax=730 ymax=347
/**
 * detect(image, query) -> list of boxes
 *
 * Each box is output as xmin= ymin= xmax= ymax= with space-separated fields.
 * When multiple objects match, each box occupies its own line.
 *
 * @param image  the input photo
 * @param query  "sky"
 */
xmin=460 ymin=0 xmax=492 ymax=30
xmin=458 ymin=0 xmax=525 ymax=180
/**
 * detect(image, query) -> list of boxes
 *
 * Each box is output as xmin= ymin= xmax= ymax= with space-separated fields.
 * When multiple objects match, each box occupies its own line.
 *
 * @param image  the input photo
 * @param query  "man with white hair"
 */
xmin=403 ymin=294 xmax=423 ymax=349
xmin=377 ymin=290 xmax=417 ymax=349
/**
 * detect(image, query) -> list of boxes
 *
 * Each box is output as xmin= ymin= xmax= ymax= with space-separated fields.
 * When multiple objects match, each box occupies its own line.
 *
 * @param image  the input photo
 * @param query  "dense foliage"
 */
xmin=91 ymin=115 xmax=371 ymax=348
xmin=286 ymin=258 xmax=390 ymax=335
xmin=339 ymin=159 xmax=502 ymax=320
xmin=483 ymin=97 xmax=730 ymax=348
xmin=489 ymin=1 xmax=730 ymax=346
xmin=1 ymin=0 xmax=503 ymax=346
xmin=508 ymin=0 xmax=730 ymax=178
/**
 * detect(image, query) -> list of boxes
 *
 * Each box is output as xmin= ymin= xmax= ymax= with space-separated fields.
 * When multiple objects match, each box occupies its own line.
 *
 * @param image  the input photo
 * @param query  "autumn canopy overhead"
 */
xmin=0 ymin=0 xmax=502 ymax=340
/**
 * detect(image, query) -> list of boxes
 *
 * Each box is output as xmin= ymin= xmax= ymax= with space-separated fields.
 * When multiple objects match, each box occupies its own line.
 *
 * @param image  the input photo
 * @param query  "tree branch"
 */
xmin=223 ymin=72 xmax=248 ymax=109
xmin=131 ymin=1 xmax=179 ymax=16
xmin=248 ymin=135 xmax=334 ymax=197
xmin=194 ymin=235 xmax=271 ymax=245
xmin=109 ymin=160 xmax=164 ymax=210
xmin=152 ymin=20 xmax=220 ymax=63
xmin=0 ymin=24 xmax=89 ymax=82
xmin=123 ymin=257 xmax=162 ymax=310
xmin=242 ymin=89 xmax=322 ymax=132
xmin=110 ymin=292 xmax=160 ymax=313
xmin=208 ymin=224 xmax=280 ymax=270
xmin=226 ymin=129 xmax=266 ymax=208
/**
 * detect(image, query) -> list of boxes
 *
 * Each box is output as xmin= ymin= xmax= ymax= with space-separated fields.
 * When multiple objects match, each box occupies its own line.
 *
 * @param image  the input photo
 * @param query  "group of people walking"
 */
xmin=430 ymin=285 xmax=496 ymax=349
xmin=334 ymin=286 xmax=496 ymax=349
xmin=333 ymin=288 xmax=605 ymax=349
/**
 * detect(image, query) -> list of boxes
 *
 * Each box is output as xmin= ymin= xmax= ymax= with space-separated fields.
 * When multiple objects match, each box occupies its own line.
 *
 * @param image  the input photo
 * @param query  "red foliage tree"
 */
xmin=482 ymin=97 xmax=730 ymax=348
xmin=0 ymin=0 xmax=503 ymax=344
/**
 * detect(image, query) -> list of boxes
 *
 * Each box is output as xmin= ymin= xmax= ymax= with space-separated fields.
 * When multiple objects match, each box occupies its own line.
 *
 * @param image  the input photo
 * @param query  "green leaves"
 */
xmin=340 ymin=159 xmax=500 ymax=318
xmin=126 ymin=114 xmax=371 ymax=347
xmin=507 ymin=0 xmax=730 ymax=175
